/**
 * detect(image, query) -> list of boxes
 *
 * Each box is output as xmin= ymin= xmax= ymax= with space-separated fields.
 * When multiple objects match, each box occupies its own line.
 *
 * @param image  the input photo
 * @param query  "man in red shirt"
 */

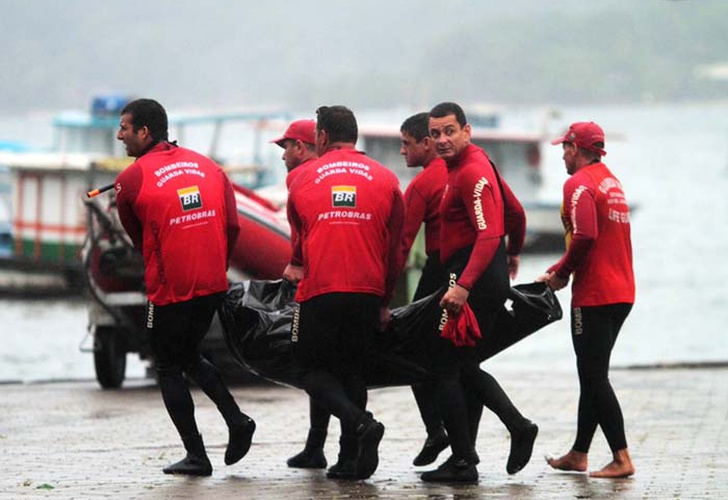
xmin=115 ymin=99 xmax=255 ymax=476
xmin=398 ymin=112 xmax=451 ymax=466
xmin=270 ymin=118 xmax=318 ymax=177
xmin=541 ymin=121 xmax=636 ymax=478
xmin=421 ymin=102 xmax=537 ymax=483
xmin=285 ymin=105 xmax=405 ymax=480
xmin=269 ymin=119 xmax=331 ymax=470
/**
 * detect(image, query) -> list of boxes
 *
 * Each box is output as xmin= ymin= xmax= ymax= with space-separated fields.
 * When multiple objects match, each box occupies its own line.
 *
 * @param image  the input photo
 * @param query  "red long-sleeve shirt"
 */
xmin=285 ymin=157 xmax=318 ymax=258
xmin=439 ymin=144 xmax=525 ymax=290
xmin=400 ymin=157 xmax=447 ymax=264
xmin=287 ymin=147 xmax=405 ymax=304
xmin=115 ymin=142 xmax=240 ymax=305
xmin=550 ymin=162 xmax=635 ymax=307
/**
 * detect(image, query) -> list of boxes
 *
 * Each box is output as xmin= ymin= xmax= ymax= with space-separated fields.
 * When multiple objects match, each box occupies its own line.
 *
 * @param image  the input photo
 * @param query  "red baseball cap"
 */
xmin=551 ymin=121 xmax=607 ymax=156
xmin=270 ymin=119 xmax=316 ymax=147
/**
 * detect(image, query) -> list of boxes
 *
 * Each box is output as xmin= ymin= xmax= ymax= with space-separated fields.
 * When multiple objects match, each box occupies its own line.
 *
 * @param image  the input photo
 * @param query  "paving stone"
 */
xmin=0 ymin=367 xmax=726 ymax=499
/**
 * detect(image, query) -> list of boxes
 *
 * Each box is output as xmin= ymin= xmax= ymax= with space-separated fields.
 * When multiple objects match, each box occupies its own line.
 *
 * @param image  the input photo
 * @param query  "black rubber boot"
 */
xmin=326 ymin=434 xmax=358 ymax=480
xmin=163 ymin=434 xmax=212 ymax=477
xmin=225 ymin=416 xmax=256 ymax=466
xmin=287 ymin=428 xmax=328 ymax=469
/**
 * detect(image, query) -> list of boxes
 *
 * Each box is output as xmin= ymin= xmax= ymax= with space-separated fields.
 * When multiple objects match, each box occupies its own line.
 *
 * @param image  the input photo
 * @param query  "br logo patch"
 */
xmin=332 ymin=185 xmax=356 ymax=207
xmin=178 ymin=186 xmax=202 ymax=211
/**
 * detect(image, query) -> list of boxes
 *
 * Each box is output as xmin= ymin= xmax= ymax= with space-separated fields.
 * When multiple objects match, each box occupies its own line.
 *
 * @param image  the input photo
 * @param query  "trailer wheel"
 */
xmin=94 ymin=327 xmax=127 ymax=389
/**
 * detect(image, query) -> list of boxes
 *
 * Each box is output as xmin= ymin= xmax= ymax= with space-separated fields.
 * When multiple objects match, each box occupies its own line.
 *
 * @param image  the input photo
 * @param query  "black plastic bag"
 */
xmin=366 ymin=290 xmax=445 ymax=387
xmin=476 ymin=282 xmax=563 ymax=361
xmin=219 ymin=280 xmax=562 ymax=388
xmin=219 ymin=280 xmax=300 ymax=387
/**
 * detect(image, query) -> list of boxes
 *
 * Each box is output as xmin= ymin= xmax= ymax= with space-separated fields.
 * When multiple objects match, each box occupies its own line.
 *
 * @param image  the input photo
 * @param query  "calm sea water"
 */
xmin=1 ymin=102 xmax=727 ymax=382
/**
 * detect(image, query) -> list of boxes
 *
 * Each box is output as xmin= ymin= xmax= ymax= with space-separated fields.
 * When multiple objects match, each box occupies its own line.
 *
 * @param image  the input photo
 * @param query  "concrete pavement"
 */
xmin=1 ymin=366 xmax=726 ymax=499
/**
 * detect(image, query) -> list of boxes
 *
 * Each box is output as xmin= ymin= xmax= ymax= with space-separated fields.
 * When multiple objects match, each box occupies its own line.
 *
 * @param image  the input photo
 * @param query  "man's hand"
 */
xmin=379 ymin=307 xmax=391 ymax=332
xmin=507 ymin=254 xmax=520 ymax=280
xmin=439 ymin=284 xmax=469 ymax=315
xmin=536 ymin=271 xmax=569 ymax=291
xmin=282 ymin=263 xmax=303 ymax=285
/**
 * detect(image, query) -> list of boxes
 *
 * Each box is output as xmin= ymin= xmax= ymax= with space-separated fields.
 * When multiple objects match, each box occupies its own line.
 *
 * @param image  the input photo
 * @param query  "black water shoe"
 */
xmin=326 ymin=433 xmax=358 ymax=479
xmin=420 ymin=457 xmax=478 ymax=483
xmin=355 ymin=415 xmax=385 ymax=479
xmin=326 ymin=458 xmax=358 ymax=480
xmin=225 ymin=417 xmax=256 ymax=465
xmin=287 ymin=428 xmax=327 ymax=468
xmin=164 ymin=434 xmax=212 ymax=476
xmin=413 ymin=429 xmax=449 ymax=466
xmin=506 ymin=420 xmax=538 ymax=474
xmin=287 ymin=447 xmax=327 ymax=469
xmin=163 ymin=453 xmax=213 ymax=476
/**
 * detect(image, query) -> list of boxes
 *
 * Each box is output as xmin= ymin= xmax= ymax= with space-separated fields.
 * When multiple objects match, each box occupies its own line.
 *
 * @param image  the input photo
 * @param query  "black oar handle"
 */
xmin=86 ymin=183 xmax=115 ymax=198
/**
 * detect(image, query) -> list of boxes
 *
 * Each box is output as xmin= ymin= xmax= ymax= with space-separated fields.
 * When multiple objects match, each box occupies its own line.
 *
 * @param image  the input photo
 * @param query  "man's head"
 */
xmin=428 ymin=102 xmax=471 ymax=164
xmin=551 ymin=121 xmax=606 ymax=175
xmin=270 ymin=119 xmax=317 ymax=172
xmin=314 ymin=105 xmax=358 ymax=156
xmin=400 ymin=112 xmax=437 ymax=168
xmin=116 ymin=98 xmax=169 ymax=158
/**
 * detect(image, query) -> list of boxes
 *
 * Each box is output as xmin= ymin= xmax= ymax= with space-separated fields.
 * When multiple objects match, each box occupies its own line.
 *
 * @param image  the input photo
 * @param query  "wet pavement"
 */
xmin=1 ymin=366 xmax=726 ymax=499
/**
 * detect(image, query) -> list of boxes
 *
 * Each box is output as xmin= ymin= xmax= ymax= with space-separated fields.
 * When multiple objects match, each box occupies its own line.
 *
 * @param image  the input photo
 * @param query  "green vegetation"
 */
xmin=410 ymin=2 xmax=728 ymax=105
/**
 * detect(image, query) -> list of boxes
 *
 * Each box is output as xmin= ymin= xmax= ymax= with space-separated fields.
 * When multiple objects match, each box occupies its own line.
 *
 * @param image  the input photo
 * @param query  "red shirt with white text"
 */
xmin=287 ymin=148 xmax=404 ymax=303
xmin=551 ymin=162 xmax=635 ymax=307
xmin=439 ymin=144 xmax=525 ymax=289
xmin=115 ymin=142 xmax=239 ymax=305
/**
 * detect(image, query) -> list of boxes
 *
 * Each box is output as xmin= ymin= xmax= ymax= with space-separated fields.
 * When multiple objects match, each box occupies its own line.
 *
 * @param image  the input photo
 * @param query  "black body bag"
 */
xmin=218 ymin=280 xmax=562 ymax=389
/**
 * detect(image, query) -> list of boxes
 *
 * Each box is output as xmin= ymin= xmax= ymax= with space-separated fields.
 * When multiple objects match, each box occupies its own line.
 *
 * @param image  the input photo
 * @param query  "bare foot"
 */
xmin=545 ymin=450 xmax=588 ymax=472
xmin=589 ymin=448 xmax=635 ymax=478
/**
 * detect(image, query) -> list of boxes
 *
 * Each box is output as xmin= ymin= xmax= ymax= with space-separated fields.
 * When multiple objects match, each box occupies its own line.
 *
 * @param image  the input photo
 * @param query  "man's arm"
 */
xmin=501 ymin=178 xmax=526 ymax=279
xmin=400 ymin=183 xmax=427 ymax=265
xmin=286 ymin=196 xmax=304 ymax=267
xmin=502 ymin=178 xmax=526 ymax=255
xmin=454 ymin=166 xmax=501 ymax=291
xmin=440 ymin=166 xmax=501 ymax=314
xmin=221 ymin=172 xmax=241 ymax=267
xmin=114 ymin=166 xmax=144 ymax=252
xmin=542 ymin=178 xmax=597 ymax=289
xmin=383 ymin=188 xmax=406 ymax=305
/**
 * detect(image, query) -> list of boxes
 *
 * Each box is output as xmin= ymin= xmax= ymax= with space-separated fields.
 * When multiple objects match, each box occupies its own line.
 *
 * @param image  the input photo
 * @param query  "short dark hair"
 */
xmin=120 ymin=98 xmax=169 ymax=142
xmin=429 ymin=102 xmax=468 ymax=128
xmin=316 ymin=105 xmax=358 ymax=144
xmin=400 ymin=112 xmax=430 ymax=142
xmin=579 ymin=142 xmax=605 ymax=161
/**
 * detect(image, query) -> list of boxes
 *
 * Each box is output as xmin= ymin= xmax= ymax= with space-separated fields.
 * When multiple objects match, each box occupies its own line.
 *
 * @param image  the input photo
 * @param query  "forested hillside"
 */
xmin=0 ymin=0 xmax=725 ymax=113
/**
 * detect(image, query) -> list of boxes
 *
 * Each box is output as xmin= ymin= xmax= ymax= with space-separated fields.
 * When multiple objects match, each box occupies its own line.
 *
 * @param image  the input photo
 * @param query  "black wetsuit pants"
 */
xmin=410 ymin=252 xmax=450 ymax=436
xmin=304 ymin=252 xmax=453 ymax=441
xmin=294 ymin=292 xmax=380 ymax=435
xmin=146 ymin=292 xmax=245 ymax=440
xmin=431 ymin=243 xmax=529 ymax=463
xmin=571 ymin=303 xmax=632 ymax=453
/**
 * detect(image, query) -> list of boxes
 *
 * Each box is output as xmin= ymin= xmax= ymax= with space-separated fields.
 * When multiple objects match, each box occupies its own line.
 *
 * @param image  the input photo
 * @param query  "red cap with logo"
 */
xmin=551 ymin=121 xmax=607 ymax=156
xmin=270 ymin=119 xmax=316 ymax=147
